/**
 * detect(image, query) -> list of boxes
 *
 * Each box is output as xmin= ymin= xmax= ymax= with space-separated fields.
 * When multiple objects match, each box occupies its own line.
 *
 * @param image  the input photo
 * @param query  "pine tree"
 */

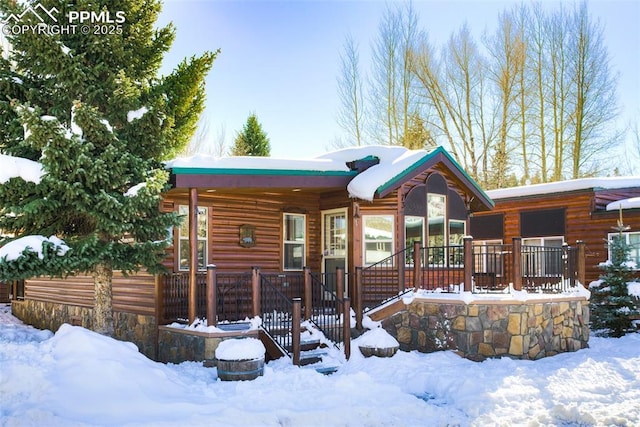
xmin=590 ymin=222 xmax=639 ymax=337
xmin=0 ymin=0 xmax=216 ymax=336
xmin=231 ymin=113 xmax=270 ymax=156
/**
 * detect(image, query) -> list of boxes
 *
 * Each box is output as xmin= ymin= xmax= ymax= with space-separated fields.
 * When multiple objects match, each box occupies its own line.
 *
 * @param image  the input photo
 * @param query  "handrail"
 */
xmin=259 ymin=273 xmax=296 ymax=356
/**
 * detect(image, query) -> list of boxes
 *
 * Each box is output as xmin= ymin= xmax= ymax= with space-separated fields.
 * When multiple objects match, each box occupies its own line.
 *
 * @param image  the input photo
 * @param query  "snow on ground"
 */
xmin=1 ymin=303 xmax=639 ymax=427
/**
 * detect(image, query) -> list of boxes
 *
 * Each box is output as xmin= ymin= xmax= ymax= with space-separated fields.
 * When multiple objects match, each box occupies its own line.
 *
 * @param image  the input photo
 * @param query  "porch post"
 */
xmin=154 ymin=274 xmax=164 ymax=325
xmin=343 ymin=297 xmax=351 ymax=360
xmin=463 ymin=236 xmax=473 ymax=292
xmin=251 ymin=267 xmax=261 ymax=318
xmin=303 ymin=267 xmax=312 ymax=320
xmin=336 ymin=267 xmax=345 ymax=318
xmin=292 ymin=298 xmax=301 ymax=366
xmin=412 ymin=240 xmax=421 ymax=290
xmin=512 ymin=237 xmax=522 ymax=291
xmin=206 ymin=265 xmax=217 ymax=326
xmin=355 ymin=267 xmax=363 ymax=330
xmin=188 ymin=187 xmax=198 ymax=323
xmin=577 ymin=240 xmax=586 ymax=286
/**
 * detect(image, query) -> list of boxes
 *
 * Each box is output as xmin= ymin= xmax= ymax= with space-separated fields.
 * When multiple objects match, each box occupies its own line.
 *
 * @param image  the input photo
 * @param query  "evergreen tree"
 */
xmin=231 ymin=113 xmax=270 ymax=156
xmin=590 ymin=222 xmax=639 ymax=337
xmin=0 ymin=0 xmax=216 ymax=336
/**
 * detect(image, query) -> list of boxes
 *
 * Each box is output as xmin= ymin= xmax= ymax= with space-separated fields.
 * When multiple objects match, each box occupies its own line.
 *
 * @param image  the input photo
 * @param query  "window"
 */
xmin=448 ymin=220 xmax=466 ymax=265
xmin=178 ymin=205 xmax=208 ymax=271
xmin=283 ymin=213 xmax=306 ymax=270
xmin=427 ymin=193 xmax=446 ymax=264
xmin=405 ymin=216 xmax=424 ymax=265
xmin=522 ymin=237 xmax=564 ymax=277
xmin=363 ymin=215 xmax=394 ymax=265
xmin=607 ymin=231 xmax=640 ymax=268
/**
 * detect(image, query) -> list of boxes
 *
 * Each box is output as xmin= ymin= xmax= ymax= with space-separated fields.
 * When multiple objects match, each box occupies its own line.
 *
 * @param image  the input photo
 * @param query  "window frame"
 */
xmin=607 ymin=231 xmax=640 ymax=269
xmin=178 ymin=205 xmax=209 ymax=271
xmin=363 ymin=214 xmax=395 ymax=266
xmin=283 ymin=213 xmax=306 ymax=271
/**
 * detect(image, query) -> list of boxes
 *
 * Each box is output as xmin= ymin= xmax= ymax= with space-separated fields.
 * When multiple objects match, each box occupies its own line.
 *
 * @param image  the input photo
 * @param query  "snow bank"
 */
xmin=0 ymin=235 xmax=70 ymax=261
xmin=215 ymin=337 xmax=265 ymax=361
xmin=356 ymin=327 xmax=399 ymax=349
xmin=0 ymin=154 xmax=44 ymax=184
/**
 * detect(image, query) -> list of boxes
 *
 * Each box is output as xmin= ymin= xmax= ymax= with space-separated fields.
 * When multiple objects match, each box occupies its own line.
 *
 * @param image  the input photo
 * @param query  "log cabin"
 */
xmin=471 ymin=177 xmax=640 ymax=287
xmin=11 ymin=145 xmax=497 ymax=359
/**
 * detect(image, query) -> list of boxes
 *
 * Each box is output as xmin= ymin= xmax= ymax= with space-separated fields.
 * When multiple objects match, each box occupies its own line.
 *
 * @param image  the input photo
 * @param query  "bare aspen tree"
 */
xmin=370 ymin=2 xmax=419 ymax=146
xmin=410 ymin=35 xmax=461 ymax=157
xmin=337 ymin=35 xmax=366 ymax=146
xmin=567 ymin=1 xmax=620 ymax=178
xmin=483 ymin=11 xmax=525 ymax=188
xmin=442 ymin=24 xmax=492 ymax=182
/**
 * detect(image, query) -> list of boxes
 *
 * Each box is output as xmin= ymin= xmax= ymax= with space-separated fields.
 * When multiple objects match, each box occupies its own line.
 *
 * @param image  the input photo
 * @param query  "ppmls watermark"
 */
xmin=1 ymin=3 xmax=125 ymax=36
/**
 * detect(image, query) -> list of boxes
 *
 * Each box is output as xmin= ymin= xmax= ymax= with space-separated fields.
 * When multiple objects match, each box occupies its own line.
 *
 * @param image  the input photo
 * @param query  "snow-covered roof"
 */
xmin=166 ymin=145 xmax=492 ymax=205
xmin=486 ymin=176 xmax=640 ymax=200
xmin=606 ymin=197 xmax=640 ymax=211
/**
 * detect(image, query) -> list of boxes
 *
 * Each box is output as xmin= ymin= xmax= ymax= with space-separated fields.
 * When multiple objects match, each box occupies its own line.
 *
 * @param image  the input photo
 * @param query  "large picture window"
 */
xmin=283 ymin=213 xmax=306 ymax=270
xmin=178 ymin=205 xmax=208 ymax=271
xmin=363 ymin=215 xmax=394 ymax=265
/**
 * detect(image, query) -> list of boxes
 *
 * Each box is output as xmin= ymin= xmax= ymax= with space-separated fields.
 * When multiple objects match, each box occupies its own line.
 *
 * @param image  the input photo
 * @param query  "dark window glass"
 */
xmin=520 ymin=209 xmax=565 ymax=238
xmin=470 ymin=214 xmax=504 ymax=239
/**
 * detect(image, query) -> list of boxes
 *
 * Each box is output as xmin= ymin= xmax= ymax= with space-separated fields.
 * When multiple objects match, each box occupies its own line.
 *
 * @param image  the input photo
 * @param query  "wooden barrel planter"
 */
xmin=215 ymin=337 xmax=266 ymax=381
xmin=357 ymin=327 xmax=400 ymax=358
xmin=216 ymin=357 xmax=265 ymax=381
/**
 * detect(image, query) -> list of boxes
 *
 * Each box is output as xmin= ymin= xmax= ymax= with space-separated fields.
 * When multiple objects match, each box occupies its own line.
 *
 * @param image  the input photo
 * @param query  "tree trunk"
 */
xmin=93 ymin=261 xmax=114 ymax=336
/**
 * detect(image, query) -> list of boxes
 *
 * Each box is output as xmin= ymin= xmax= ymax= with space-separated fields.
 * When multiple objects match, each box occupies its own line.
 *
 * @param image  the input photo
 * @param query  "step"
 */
xmin=216 ymin=321 xmax=253 ymax=332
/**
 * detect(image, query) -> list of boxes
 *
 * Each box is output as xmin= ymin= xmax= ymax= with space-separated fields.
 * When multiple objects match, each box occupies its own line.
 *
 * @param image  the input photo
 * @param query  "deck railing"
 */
xmin=161 ymin=270 xmax=252 ymax=323
xmin=160 ymin=237 xmax=584 ymax=354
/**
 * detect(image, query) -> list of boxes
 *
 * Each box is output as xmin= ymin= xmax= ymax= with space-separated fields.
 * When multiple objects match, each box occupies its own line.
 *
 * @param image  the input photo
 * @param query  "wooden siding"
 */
xmin=165 ymin=190 xmax=324 ymax=273
xmin=24 ymin=271 xmax=156 ymax=315
xmin=474 ymin=189 xmax=640 ymax=285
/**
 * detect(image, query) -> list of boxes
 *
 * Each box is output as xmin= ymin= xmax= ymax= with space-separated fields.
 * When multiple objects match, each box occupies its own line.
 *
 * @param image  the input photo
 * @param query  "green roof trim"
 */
xmin=375 ymin=146 xmax=494 ymax=208
xmin=170 ymin=167 xmax=357 ymax=177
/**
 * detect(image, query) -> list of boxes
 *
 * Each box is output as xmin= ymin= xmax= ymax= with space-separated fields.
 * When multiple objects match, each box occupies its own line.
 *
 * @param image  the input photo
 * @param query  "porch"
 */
xmin=157 ymin=237 xmax=586 ymax=364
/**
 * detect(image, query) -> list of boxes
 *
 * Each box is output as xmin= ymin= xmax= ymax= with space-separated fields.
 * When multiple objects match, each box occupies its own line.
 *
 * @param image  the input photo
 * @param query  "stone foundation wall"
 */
xmin=11 ymin=300 xmax=158 ymax=360
xmin=157 ymin=326 xmax=259 ymax=365
xmin=380 ymin=297 xmax=590 ymax=361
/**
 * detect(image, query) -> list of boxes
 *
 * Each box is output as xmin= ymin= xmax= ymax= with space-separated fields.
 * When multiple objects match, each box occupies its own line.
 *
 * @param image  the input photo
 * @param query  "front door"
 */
xmin=321 ymin=209 xmax=348 ymax=293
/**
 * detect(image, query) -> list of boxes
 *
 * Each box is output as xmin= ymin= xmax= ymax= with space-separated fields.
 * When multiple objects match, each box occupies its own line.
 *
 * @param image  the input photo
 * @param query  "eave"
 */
xmin=374 ymin=146 xmax=494 ymax=212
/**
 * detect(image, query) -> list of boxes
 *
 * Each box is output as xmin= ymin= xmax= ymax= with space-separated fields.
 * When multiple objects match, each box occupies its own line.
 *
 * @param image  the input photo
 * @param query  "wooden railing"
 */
xmin=160 ymin=266 xmax=351 ymax=364
xmin=353 ymin=238 xmax=586 ymax=320
xmin=160 ymin=237 xmax=584 ymax=356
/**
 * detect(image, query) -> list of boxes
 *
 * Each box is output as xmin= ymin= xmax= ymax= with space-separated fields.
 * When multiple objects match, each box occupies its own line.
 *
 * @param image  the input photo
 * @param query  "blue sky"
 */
xmin=157 ymin=0 xmax=640 ymax=167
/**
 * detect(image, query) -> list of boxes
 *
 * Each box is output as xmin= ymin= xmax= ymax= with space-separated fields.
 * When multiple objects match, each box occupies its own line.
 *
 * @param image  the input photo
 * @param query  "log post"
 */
xmin=512 ymin=237 xmax=522 ymax=291
xmin=251 ymin=267 xmax=261 ymax=318
xmin=188 ymin=187 xmax=198 ymax=323
xmin=292 ymin=298 xmax=301 ymax=366
xmin=354 ymin=267 xmax=363 ymax=331
xmin=463 ymin=236 xmax=473 ymax=293
xmin=412 ymin=240 xmax=421 ymax=290
xmin=206 ymin=264 xmax=217 ymax=326
xmin=336 ymin=267 xmax=344 ymax=318
xmin=303 ymin=267 xmax=312 ymax=320
xmin=154 ymin=273 xmax=164 ymax=325
xmin=577 ymin=240 xmax=586 ymax=287
xmin=343 ymin=297 xmax=351 ymax=360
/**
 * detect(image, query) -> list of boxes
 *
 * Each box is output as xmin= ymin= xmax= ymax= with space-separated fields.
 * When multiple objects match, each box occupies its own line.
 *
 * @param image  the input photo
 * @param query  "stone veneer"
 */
xmin=157 ymin=326 xmax=259 ymax=365
xmin=11 ymin=300 xmax=158 ymax=360
xmin=380 ymin=297 xmax=590 ymax=361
